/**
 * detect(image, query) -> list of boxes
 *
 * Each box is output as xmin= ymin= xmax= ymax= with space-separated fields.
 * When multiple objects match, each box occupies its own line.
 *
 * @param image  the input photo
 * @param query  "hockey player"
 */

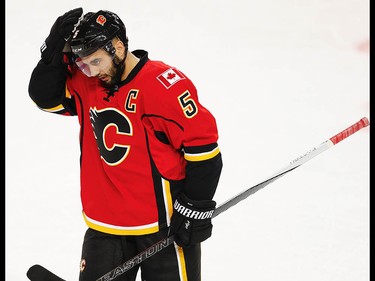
xmin=28 ymin=8 xmax=223 ymax=281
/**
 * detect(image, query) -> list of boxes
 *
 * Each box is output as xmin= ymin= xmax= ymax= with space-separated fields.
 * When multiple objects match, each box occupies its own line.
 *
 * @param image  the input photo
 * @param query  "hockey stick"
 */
xmin=27 ymin=264 xmax=65 ymax=281
xmin=27 ymin=117 xmax=369 ymax=281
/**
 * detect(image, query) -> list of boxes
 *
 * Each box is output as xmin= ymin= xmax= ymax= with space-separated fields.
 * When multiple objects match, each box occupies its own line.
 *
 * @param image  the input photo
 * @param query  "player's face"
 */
xmin=75 ymin=48 xmax=119 ymax=85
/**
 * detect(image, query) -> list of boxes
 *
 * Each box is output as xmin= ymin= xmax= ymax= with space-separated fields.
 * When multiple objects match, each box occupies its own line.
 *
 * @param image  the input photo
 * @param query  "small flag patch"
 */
xmin=157 ymin=68 xmax=185 ymax=89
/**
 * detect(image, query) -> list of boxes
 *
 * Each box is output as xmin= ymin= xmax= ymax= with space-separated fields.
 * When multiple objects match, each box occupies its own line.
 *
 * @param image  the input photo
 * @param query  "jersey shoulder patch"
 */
xmin=156 ymin=68 xmax=186 ymax=89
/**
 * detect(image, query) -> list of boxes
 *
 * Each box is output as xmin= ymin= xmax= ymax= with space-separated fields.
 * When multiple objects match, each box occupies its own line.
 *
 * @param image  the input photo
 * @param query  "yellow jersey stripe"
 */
xmin=82 ymin=212 xmax=159 ymax=235
xmin=162 ymin=178 xmax=173 ymax=226
xmin=184 ymin=146 xmax=220 ymax=162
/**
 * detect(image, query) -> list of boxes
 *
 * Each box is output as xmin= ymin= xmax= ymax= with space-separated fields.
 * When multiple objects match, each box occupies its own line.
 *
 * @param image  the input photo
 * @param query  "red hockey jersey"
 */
xmin=40 ymin=50 xmax=221 ymax=235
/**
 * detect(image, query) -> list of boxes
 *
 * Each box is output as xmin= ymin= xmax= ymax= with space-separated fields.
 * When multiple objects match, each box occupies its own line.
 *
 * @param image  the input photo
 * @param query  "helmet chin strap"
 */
xmin=112 ymin=52 xmax=127 ymax=85
xmin=113 ymin=57 xmax=126 ymax=84
xmin=102 ymin=42 xmax=127 ymax=86
xmin=103 ymin=54 xmax=125 ymax=102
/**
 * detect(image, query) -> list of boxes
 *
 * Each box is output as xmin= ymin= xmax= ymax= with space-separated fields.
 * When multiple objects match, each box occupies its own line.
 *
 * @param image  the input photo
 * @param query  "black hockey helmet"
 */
xmin=70 ymin=10 xmax=128 ymax=58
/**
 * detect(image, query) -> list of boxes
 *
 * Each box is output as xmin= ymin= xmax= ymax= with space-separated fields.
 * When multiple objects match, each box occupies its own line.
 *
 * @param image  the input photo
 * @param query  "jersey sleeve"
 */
xmin=144 ymin=68 xmax=223 ymax=200
xmin=28 ymin=57 xmax=77 ymax=116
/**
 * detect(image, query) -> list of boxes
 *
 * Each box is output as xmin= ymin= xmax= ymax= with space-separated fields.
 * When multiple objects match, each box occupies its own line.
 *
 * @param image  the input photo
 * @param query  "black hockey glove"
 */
xmin=40 ymin=7 xmax=83 ymax=65
xmin=169 ymin=193 xmax=216 ymax=247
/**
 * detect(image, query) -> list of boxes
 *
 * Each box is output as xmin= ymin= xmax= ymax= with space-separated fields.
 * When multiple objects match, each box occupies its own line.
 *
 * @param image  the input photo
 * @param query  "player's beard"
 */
xmin=101 ymin=54 xmax=125 ymax=87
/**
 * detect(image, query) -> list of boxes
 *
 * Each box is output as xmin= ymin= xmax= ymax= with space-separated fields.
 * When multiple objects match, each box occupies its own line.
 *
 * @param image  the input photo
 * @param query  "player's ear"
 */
xmin=113 ymin=38 xmax=125 ymax=54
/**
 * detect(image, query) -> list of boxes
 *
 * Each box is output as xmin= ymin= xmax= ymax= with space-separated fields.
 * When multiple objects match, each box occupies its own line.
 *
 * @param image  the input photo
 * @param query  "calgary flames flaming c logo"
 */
xmin=96 ymin=15 xmax=107 ymax=26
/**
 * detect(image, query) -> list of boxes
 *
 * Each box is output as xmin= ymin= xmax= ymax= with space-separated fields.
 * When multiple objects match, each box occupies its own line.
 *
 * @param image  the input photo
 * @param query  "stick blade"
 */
xmin=27 ymin=264 xmax=65 ymax=281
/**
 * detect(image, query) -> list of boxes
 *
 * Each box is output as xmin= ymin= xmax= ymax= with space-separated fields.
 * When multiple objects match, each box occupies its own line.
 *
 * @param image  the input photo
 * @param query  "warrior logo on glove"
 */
xmin=173 ymin=200 xmax=215 ymax=220
xmin=169 ymin=194 xmax=217 ymax=247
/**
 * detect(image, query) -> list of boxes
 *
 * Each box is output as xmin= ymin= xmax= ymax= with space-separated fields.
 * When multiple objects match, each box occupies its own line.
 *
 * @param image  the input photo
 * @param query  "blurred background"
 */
xmin=6 ymin=0 xmax=369 ymax=280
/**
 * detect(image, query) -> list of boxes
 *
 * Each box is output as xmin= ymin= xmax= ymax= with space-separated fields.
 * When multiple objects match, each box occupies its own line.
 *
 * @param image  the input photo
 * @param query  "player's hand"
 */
xmin=40 ymin=7 xmax=83 ymax=65
xmin=169 ymin=193 xmax=216 ymax=247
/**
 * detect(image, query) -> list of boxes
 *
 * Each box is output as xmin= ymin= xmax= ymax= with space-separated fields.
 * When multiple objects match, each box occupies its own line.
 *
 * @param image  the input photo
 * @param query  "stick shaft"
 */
xmin=215 ymin=117 xmax=369 ymax=217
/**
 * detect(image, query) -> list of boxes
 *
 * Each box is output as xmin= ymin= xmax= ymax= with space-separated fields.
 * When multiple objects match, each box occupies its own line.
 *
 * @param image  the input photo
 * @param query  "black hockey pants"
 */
xmin=79 ymin=228 xmax=202 ymax=281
